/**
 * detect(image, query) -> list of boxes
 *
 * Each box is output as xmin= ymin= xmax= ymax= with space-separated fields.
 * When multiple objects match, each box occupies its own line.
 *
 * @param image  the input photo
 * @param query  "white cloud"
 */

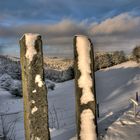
xmin=90 ymin=12 xmax=140 ymax=35
xmin=1 ymin=12 xmax=140 ymax=55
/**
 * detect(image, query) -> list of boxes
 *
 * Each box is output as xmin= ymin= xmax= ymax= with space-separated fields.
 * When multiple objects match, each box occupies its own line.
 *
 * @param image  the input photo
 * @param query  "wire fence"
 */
xmin=49 ymin=104 xmax=76 ymax=129
xmin=0 ymin=105 xmax=76 ymax=140
xmin=0 ymin=111 xmax=24 ymax=140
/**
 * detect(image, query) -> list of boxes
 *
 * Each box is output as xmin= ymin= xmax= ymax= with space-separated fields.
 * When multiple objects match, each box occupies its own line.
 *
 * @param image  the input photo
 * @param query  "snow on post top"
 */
xmin=24 ymin=33 xmax=40 ymax=63
xmin=75 ymin=34 xmax=89 ymax=38
xmin=76 ymin=35 xmax=94 ymax=104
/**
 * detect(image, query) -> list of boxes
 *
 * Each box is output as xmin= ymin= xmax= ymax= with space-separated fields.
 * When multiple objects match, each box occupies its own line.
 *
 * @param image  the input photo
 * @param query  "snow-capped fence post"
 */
xmin=97 ymin=103 xmax=100 ymax=118
xmin=73 ymin=35 xmax=98 ymax=140
xmin=20 ymin=33 xmax=50 ymax=140
xmin=136 ymin=92 xmax=139 ymax=102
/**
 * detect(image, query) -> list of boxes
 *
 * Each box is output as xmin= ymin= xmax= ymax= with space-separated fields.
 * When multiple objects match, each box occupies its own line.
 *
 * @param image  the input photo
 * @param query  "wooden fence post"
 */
xmin=73 ymin=35 xmax=98 ymax=140
xmin=97 ymin=103 xmax=100 ymax=118
xmin=20 ymin=33 xmax=50 ymax=140
xmin=136 ymin=92 xmax=139 ymax=102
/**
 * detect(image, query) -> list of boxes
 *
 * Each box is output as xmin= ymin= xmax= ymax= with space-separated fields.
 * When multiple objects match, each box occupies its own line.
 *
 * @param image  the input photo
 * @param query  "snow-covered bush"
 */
xmin=0 ymin=55 xmax=21 ymax=80
xmin=111 ymin=51 xmax=126 ymax=65
xmin=10 ymin=80 xmax=22 ymax=97
xmin=0 ymin=74 xmax=12 ymax=90
xmin=0 ymin=74 xmax=22 ymax=97
xmin=46 ymin=80 xmax=55 ymax=90
xmin=0 ymin=73 xmax=55 ymax=97
xmin=94 ymin=51 xmax=127 ymax=70
xmin=95 ymin=53 xmax=112 ymax=70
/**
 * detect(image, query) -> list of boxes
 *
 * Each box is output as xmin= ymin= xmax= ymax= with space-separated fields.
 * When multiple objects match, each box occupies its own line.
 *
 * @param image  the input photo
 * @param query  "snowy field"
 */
xmin=0 ymin=61 xmax=140 ymax=140
xmin=102 ymin=109 xmax=140 ymax=140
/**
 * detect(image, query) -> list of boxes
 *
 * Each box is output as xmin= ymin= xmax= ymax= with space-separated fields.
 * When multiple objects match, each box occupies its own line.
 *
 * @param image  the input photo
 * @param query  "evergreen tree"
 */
xmin=132 ymin=46 xmax=140 ymax=63
xmin=112 ymin=51 xmax=126 ymax=65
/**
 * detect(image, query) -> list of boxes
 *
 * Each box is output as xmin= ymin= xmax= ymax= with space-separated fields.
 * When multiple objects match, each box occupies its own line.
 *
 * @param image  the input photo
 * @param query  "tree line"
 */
xmin=94 ymin=46 xmax=140 ymax=71
xmin=132 ymin=46 xmax=140 ymax=63
xmin=94 ymin=51 xmax=126 ymax=70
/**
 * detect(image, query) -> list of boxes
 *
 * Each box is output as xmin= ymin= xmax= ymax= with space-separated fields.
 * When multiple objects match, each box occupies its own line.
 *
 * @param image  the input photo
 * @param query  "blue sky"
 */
xmin=0 ymin=0 xmax=140 ymax=57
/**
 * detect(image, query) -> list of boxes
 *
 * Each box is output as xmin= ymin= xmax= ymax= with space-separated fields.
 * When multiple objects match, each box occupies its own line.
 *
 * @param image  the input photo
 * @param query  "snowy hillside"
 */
xmin=0 ymin=55 xmax=74 ymax=83
xmin=96 ymin=61 xmax=140 ymax=115
xmin=44 ymin=57 xmax=73 ymax=71
xmin=0 ymin=60 xmax=140 ymax=140
xmin=96 ymin=61 xmax=140 ymax=139
xmin=44 ymin=57 xmax=74 ymax=82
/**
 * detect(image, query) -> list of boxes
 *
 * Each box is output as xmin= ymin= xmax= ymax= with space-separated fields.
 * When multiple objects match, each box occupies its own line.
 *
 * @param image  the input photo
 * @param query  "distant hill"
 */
xmin=0 ymin=55 xmax=74 ymax=82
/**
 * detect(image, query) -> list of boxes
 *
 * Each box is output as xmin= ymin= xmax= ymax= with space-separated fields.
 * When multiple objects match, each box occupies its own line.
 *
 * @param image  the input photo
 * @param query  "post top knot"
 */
xmin=24 ymin=33 xmax=40 ymax=37
xmin=74 ymin=34 xmax=89 ymax=39
xmin=20 ymin=33 xmax=41 ymax=41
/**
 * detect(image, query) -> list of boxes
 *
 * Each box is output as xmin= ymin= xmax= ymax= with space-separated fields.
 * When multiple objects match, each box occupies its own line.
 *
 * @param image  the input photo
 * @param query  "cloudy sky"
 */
xmin=0 ymin=0 xmax=140 ymax=57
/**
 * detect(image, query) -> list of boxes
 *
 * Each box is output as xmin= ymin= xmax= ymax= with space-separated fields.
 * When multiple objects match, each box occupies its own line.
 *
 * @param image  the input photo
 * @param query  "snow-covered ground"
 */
xmin=102 ymin=109 xmax=140 ymax=140
xmin=96 ymin=61 xmax=140 ymax=133
xmin=0 ymin=88 xmax=24 ymax=140
xmin=0 ymin=61 xmax=140 ymax=140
